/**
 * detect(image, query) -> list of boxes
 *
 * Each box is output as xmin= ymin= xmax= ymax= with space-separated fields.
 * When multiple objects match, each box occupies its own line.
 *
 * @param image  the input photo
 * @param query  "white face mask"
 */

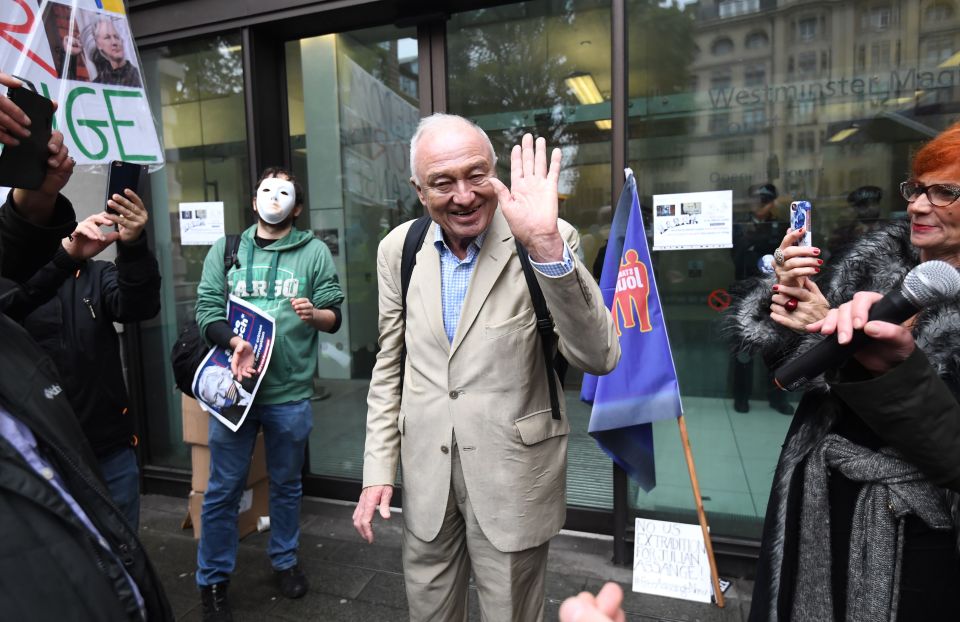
xmin=255 ymin=177 xmax=296 ymax=225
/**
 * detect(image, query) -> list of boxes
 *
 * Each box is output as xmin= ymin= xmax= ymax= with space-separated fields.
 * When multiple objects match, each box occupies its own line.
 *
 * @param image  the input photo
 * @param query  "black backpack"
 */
xmin=170 ymin=234 xmax=241 ymax=397
xmin=399 ymin=215 xmax=566 ymax=420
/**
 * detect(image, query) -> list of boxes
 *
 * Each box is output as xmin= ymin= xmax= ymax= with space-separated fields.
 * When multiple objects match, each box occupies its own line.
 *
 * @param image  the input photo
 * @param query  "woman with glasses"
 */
xmin=726 ymin=123 xmax=960 ymax=621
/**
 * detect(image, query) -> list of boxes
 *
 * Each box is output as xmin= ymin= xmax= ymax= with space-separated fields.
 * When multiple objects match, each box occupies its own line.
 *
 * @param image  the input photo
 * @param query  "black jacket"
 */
xmin=0 ymin=310 xmax=172 ymax=620
xmin=24 ymin=235 xmax=161 ymax=457
xmin=0 ymin=191 xmax=83 ymax=320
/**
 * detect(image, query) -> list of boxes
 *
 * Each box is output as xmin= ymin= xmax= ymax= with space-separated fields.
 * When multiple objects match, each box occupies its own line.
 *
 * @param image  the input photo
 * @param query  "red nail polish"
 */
xmin=772 ymin=285 xmax=779 ymax=292
xmin=812 ymin=248 xmax=821 ymax=256
xmin=815 ymin=267 xmax=820 ymax=273
xmin=817 ymin=259 xmax=823 ymax=265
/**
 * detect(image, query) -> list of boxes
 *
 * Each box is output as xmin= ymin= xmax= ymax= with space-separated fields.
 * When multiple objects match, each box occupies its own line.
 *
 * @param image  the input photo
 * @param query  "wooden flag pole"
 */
xmin=677 ymin=414 xmax=725 ymax=608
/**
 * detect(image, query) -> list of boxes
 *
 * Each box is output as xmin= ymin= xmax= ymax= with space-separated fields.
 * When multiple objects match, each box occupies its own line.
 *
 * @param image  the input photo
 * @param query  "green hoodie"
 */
xmin=196 ymin=225 xmax=343 ymax=404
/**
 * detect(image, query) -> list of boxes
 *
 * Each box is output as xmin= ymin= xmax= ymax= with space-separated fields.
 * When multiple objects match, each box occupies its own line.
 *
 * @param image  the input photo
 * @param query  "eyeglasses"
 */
xmin=900 ymin=180 xmax=960 ymax=208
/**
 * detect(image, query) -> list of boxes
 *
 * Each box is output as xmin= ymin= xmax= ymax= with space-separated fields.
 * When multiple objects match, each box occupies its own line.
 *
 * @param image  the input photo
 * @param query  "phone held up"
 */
xmin=0 ymin=79 xmax=54 ymax=190
xmin=790 ymin=200 xmax=812 ymax=247
xmin=106 ymin=160 xmax=147 ymax=215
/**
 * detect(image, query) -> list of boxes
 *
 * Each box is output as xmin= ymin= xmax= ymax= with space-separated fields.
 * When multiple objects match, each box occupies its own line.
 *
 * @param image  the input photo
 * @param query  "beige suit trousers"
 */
xmin=402 ymin=441 xmax=550 ymax=622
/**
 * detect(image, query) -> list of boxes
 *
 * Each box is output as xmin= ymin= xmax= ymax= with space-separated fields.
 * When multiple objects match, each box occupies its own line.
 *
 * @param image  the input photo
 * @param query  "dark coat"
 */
xmin=0 ymin=308 xmax=172 ymax=620
xmin=23 ymin=235 xmax=161 ymax=457
xmin=0 ymin=192 xmax=83 ymax=320
xmin=724 ymin=221 xmax=960 ymax=621
xmin=92 ymin=50 xmax=142 ymax=88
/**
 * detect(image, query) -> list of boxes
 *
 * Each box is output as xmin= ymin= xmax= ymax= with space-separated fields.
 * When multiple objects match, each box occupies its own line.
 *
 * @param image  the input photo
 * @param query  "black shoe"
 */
xmin=276 ymin=564 xmax=309 ymax=599
xmin=734 ymin=398 xmax=750 ymax=413
xmin=200 ymin=581 xmax=233 ymax=622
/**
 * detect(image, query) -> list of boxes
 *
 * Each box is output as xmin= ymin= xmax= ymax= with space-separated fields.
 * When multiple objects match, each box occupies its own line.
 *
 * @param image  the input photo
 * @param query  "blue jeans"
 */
xmin=99 ymin=446 xmax=140 ymax=530
xmin=196 ymin=399 xmax=313 ymax=587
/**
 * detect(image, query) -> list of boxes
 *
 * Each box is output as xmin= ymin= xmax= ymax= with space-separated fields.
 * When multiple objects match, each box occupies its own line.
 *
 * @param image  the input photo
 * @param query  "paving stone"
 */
xmin=139 ymin=494 xmax=750 ymax=621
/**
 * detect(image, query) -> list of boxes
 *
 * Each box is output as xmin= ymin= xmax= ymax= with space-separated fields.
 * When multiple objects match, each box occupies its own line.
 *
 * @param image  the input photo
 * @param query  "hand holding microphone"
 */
xmin=774 ymin=260 xmax=960 ymax=390
xmin=807 ymin=291 xmax=918 ymax=375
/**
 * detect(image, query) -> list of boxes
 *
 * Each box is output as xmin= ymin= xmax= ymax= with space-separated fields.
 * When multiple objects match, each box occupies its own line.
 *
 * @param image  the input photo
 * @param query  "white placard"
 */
xmin=652 ymin=190 xmax=732 ymax=251
xmin=633 ymin=518 xmax=713 ymax=603
xmin=0 ymin=1 xmax=164 ymax=166
xmin=179 ymin=201 xmax=225 ymax=246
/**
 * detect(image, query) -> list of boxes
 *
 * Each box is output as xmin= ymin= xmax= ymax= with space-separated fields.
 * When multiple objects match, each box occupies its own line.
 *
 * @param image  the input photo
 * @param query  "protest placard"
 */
xmin=632 ymin=517 xmax=715 ymax=603
xmin=0 ymin=0 xmax=163 ymax=165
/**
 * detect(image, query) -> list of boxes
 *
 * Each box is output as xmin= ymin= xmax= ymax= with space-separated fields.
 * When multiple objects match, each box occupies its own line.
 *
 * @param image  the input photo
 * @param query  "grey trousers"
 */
xmin=401 ymin=443 xmax=550 ymax=622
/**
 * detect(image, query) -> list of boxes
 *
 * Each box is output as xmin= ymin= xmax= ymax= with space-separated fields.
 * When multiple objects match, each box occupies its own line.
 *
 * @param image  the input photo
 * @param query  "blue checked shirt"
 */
xmin=433 ymin=223 xmax=575 ymax=343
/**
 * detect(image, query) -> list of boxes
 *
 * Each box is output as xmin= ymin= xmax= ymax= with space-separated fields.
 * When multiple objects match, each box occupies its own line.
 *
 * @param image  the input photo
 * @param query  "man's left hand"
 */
xmin=489 ymin=133 xmax=564 ymax=262
xmin=106 ymin=189 xmax=149 ymax=243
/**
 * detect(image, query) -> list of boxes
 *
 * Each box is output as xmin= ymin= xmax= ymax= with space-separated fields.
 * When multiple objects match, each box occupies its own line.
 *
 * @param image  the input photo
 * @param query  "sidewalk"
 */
xmin=140 ymin=494 xmax=752 ymax=621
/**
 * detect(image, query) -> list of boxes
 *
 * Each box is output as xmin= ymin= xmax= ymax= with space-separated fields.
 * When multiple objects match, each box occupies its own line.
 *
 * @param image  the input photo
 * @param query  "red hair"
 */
xmin=913 ymin=120 xmax=960 ymax=178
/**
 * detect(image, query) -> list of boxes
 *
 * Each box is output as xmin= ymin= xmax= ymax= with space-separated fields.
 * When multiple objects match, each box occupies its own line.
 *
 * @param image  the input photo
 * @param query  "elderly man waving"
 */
xmin=354 ymin=114 xmax=620 ymax=621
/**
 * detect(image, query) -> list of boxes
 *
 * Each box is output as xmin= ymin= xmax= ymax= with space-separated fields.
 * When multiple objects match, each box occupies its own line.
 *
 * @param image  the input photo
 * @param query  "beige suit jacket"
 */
xmin=362 ymin=209 xmax=620 ymax=552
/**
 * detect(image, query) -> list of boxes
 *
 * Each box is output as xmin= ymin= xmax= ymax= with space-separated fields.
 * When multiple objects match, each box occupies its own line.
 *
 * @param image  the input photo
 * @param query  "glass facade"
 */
xmin=285 ymin=26 xmax=419 ymax=481
xmin=131 ymin=0 xmax=960 ymax=542
xmin=139 ymin=35 xmax=249 ymax=469
xmin=446 ymin=1 xmax=616 ymax=510
xmin=623 ymin=0 xmax=959 ymax=538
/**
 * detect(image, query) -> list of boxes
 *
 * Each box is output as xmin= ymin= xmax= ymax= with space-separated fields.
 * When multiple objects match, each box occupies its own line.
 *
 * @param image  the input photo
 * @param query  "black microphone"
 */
xmin=774 ymin=260 xmax=960 ymax=391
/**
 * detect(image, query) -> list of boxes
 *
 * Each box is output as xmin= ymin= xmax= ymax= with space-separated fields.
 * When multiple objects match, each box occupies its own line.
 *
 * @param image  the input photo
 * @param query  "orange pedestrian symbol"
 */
xmin=612 ymin=249 xmax=652 ymax=336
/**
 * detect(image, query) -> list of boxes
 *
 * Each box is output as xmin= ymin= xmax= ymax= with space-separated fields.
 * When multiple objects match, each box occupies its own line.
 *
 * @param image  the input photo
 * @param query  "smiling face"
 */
xmin=254 ymin=175 xmax=298 ymax=225
xmin=411 ymin=121 xmax=497 ymax=258
xmin=908 ymin=162 xmax=960 ymax=265
xmin=95 ymin=19 xmax=124 ymax=66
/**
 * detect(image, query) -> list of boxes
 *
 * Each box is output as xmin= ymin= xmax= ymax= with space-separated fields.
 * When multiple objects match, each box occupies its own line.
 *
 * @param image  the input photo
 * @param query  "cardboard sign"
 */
xmin=633 ymin=518 xmax=714 ymax=603
xmin=0 ymin=0 xmax=163 ymax=165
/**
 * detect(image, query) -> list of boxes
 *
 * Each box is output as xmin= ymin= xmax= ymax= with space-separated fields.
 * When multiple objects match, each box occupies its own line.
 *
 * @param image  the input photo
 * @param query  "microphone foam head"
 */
xmin=903 ymin=260 xmax=960 ymax=306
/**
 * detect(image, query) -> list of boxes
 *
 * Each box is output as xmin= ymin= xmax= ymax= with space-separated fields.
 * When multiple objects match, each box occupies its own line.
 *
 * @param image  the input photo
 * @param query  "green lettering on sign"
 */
xmin=66 ymin=87 xmax=109 ymax=160
xmin=103 ymin=89 xmax=156 ymax=163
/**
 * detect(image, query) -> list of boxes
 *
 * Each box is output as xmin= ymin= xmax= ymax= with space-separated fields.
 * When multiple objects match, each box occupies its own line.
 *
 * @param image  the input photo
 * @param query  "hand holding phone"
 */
xmin=0 ymin=84 xmax=54 ymax=190
xmin=0 ymin=74 xmax=32 ymax=146
xmin=790 ymin=201 xmax=812 ymax=247
xmin=106 ymin=160 xmax=146 ymax=214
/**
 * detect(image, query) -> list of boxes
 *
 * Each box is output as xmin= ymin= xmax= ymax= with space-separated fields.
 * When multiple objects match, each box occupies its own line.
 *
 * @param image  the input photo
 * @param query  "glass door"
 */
xmin=286 ymin=26 xmax=419 ymax=481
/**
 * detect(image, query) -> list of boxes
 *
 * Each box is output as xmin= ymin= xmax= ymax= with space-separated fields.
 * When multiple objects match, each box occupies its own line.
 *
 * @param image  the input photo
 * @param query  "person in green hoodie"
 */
xmin=193 ymin=166 xmax=343 ymax=621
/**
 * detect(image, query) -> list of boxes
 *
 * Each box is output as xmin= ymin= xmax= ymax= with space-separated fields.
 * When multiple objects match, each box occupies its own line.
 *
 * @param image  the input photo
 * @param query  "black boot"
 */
xmin=200 ymin=581 xmax=233 ymax=622
xmin=275 ymin=564 xmax=309 ymax=599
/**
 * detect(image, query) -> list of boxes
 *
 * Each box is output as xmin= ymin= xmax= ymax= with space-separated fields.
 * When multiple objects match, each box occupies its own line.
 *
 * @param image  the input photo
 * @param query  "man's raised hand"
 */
xmin=489 ymin=133 xmax=564 ymax=263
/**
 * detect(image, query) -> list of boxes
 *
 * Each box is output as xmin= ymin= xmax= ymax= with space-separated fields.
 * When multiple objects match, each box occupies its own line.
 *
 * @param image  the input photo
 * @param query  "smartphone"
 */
xmin=105 ymin=160 xmax=146 ymax=214
xmin=0 ymin=85 xmax=54 ymax=190
xmin=790 ymin=200 xmax=812 ymax=247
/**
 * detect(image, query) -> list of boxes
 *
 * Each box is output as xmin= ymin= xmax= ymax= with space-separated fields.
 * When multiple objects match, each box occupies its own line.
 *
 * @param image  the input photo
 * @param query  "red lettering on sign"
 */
xmin=0 ymin=0 xmax=59 ymax=79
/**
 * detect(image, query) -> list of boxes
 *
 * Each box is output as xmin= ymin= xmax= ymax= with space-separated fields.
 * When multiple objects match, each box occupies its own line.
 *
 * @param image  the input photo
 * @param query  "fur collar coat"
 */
xmin=724 ymin=220 xmax=960 ymax=621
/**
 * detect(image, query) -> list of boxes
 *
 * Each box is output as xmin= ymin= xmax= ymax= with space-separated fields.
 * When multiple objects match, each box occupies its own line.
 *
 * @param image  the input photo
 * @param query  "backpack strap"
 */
xmin=222 ymin=234 xmax=240 ymax=302
xmin=515 ymin=241 xmax=562 ymax=421
xmin=398 ymin=215 xmax=433 ymax=395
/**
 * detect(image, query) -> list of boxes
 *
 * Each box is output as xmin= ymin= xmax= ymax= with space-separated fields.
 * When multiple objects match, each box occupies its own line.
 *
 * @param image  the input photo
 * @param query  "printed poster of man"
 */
xmin=0 ymin=0 xmax=162 ymax=164
xmin=41 ymin=3 xmax=142 ymax=87
xmin=192 ymin=296 xmax=276 ymax=432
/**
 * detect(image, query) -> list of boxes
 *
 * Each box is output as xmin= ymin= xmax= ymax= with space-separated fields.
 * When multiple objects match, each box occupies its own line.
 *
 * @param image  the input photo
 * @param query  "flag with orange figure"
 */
xmin=581 ymin=170 xmax=683 ymax=492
